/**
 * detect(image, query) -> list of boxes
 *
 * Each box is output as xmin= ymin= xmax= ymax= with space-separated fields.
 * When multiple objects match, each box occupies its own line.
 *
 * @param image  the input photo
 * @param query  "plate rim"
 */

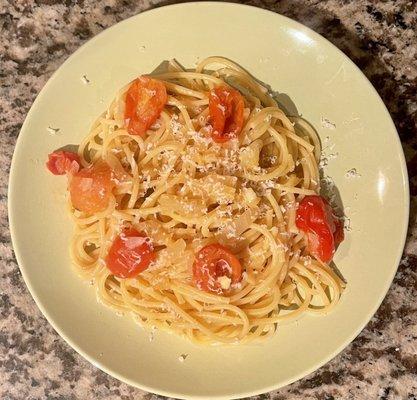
xmin=8 ymin=2 xmax=410 ymax=399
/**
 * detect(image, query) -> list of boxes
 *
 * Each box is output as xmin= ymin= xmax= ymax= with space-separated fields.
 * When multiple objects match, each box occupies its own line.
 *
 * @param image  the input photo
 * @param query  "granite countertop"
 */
xmin=1 ymin=0 xmax=416 ymax=399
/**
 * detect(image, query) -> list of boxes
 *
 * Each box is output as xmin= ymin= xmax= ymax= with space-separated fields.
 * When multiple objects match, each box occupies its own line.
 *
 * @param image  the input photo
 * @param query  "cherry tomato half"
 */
xmin=106 ymin=228 xmax=156 ymax=278
xmin=208 ymin=86 xmax=244 ymax=143
xmin=193 ymin=243 xmax=242 ymax=294
xmin=124 ymin=76 xmax=167 ymax=136
xmin=69 ymin=160 xmax=114 ymax=214
xmin=296 ymin=195 xmax=344 ymax=262
xmin=46 ymin=150 xmax=80 ymax=175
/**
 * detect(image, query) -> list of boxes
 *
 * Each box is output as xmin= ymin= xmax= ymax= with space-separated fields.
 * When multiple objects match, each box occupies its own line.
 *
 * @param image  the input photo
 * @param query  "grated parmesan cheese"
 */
xmin=345 ymin=168 xmax=361 ymax=178
xmin=47 ymin=126 xmax=60 ymax=135
xmin=81 ymin=75 xmax=90 ymax=84
xmin=217 ymin=276 xmax=232 ymax=290
xmin=321 ymin=117 xmax=336 ymax=129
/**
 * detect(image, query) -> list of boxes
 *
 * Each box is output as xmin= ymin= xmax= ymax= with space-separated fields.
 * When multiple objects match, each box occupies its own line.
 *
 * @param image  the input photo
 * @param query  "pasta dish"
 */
xmin=46 ymin=57 xmax=344 ymax=344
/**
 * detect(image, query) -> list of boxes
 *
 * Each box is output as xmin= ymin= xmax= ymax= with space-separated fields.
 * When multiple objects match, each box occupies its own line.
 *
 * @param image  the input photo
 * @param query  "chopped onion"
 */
xmin=107 ymin=152 xmax=130 ymax=182
xmin=158 ymin=194 xmax=207 ymax=216
xmin=239 ymin=139 xmax=263 ymax=170
xmin=242 ymin=187 xmax=258 ymax=205
xmin=234 ymin=208 xmax=257 ymax=235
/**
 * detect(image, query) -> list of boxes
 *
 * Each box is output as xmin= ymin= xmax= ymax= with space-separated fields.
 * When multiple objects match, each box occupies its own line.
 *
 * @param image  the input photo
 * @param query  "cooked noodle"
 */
xmin=69 ymin=57 xmax=344 ymax=344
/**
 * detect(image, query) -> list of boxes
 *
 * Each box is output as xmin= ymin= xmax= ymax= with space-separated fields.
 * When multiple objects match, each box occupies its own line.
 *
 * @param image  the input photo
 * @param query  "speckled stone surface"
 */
xmin=1 ymin=0 xmax=416 ymax=399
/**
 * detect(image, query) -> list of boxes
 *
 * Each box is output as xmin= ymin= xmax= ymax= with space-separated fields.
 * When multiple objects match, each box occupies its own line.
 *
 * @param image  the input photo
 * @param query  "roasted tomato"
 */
xmin=296 ymin=195 xmax=344 ymax=262
xmin=208 ymin=86 xmax=244 ymax=143
xmin=124 ymin=76 xmax=167 ymax=136
xmin=69 ymin=160 xmax=114 ymax=214
xmin=46 ymin=150 xmax=80 ymax=175
xmin=193 ymin=243 xmax=242 ymax=294
xmin=106 ymin=228 xmax=156 ymax=278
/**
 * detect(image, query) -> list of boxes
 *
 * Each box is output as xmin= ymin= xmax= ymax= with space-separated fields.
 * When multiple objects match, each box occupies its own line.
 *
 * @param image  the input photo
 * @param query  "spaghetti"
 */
xmin=55 ymin=57 xmax=345 ymax=344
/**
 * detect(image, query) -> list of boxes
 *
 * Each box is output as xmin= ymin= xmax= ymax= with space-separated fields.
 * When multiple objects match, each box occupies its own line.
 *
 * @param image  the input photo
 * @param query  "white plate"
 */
xmin=9 ymin=3 xmax=409 ymax=399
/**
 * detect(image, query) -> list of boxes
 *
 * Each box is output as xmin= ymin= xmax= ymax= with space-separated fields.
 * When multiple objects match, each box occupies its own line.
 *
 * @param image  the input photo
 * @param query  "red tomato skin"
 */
xmin=106 ymin=228 xmax=156 ymax=278
xmin=333 ymin=218 xmax=345 ymax=247
xmin=46 ymin=151 xmax=80 ymax=175
xmin=124 ymin=76 xmax=167 ymax=136
xmin=296 ymin=195 xmax=344 ymax=262
xmin=69 ymin=160 xmax=114 ymax=214
xmin=193 ymin=243 xmax=242 ymax=294
xmin=209 ymin=86 xmax=244 ymax=143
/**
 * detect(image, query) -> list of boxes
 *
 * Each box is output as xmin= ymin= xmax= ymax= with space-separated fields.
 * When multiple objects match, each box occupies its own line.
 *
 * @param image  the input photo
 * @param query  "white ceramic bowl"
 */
xmin=9 ymin=3 xmax=409 ymax=399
